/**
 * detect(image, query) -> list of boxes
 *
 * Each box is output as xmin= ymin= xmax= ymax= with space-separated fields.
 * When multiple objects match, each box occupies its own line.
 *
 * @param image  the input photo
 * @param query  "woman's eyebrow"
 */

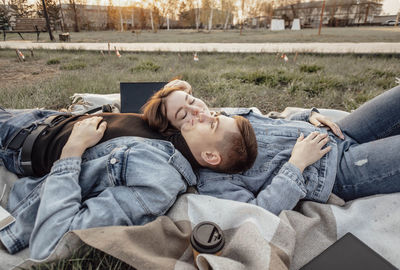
xmin=174 ymin=94 xmax=189 ymax=119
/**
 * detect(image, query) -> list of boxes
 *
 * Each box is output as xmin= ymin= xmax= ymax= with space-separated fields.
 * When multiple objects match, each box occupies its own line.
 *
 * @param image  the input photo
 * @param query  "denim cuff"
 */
xmin=279 ymin=162 xmax=307 ymax=194
xmin=288 ymin=107 xmax=320 ymax=122
xmin=0 ymin=226 xmax=25 ymax=254
xmin=49 ymin=157 xmax=81 ymax=175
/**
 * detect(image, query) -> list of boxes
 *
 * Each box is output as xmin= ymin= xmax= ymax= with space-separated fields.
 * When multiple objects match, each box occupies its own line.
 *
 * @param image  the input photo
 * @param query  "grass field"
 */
xmin=3 ymin=27 xmax=400 ymax=43
xmin=1 ymin=49 xmax=399 ymax=113
xmin=0 ymin=49 xmax=399 ymax=269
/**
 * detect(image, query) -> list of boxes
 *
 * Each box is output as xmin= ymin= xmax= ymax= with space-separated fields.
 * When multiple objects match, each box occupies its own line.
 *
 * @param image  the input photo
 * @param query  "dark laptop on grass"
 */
xmin=120 ymin=82 xmax=167 ymax=113
xmin=300 ymin=233 xmax=398 ymax=270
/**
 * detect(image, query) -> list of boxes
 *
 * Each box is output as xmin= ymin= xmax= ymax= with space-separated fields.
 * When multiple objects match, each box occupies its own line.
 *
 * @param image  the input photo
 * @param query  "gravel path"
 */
xmin=1 ymin=41 xmax=400 ymax=54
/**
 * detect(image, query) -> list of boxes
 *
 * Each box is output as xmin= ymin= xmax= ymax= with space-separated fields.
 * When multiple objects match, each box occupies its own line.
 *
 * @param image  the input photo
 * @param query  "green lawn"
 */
xmin=3 ymin=27 xmax=400 ymax=43
xmin=1 ymin=49 xmax=399 ymax=113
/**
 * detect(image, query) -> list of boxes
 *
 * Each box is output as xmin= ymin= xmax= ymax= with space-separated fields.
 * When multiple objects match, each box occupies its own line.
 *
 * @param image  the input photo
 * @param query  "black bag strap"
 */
xmin=81 ymin=104 xmax=113 ymax=115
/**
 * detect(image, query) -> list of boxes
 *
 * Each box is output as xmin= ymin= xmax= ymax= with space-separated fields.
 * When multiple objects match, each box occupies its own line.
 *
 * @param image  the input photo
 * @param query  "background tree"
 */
xmin=221 ymin=0 xmax=235 ymax=30
xmin=95 ymin=0 xmax=102 ymax=30
xmin=36 ymin=0 xmax=60 ymax=29
xmin=275 ymin=0 xmax=300 ymax=21
xmin=107 ymin=0 xmax=118 ymax=30
xmin=68 ymin=0 xmax=79 ymax=31
xmin=148 ymin=0 xmax=160 ymax=32
xmin=0 ymin=0 xmax=12 ymax=29
xmin=130 ymin=4 xmax=135 ymax=29
xmin=156 ymin=0 xmax=177 ymax=29
xmin=194 ymin=0 xmax=200 ymax=31
xmin=8 ymin=0 xmax=34 ymax=17
xmin=239 ymin=0 xmax=245 ymax=34
xmin=202 ymin=0 xmax=218 ymax=31
xmin=137 ymin=2 xmax=147 ymax=29
xmin=178 ymin=0 xmax=190 ymax=27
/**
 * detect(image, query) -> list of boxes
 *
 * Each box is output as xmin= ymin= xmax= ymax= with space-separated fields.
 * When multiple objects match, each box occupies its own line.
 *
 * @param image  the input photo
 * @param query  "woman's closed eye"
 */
xmin=181 ymin=111 xmax=188 ymax=120
xmin=190 ymin=98 xmax=195 ymax=105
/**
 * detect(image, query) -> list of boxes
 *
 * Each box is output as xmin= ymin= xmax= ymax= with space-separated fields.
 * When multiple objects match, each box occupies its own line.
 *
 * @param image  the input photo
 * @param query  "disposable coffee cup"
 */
xmin=190 ymin=221 xmax=225 ymax=264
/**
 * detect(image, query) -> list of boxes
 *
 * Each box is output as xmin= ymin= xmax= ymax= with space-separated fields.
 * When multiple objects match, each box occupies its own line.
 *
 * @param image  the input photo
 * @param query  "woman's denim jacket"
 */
xmin=197 ymin=108 xmax=338 ymax=215
xmin=0 ymin=136 xmax=196 ymax=260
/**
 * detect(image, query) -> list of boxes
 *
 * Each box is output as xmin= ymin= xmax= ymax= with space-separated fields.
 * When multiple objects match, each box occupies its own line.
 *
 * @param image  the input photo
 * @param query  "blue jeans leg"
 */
xmin=334 ymin=134 xmax=400 ymax=201
xmin=0 ymin=109 xmax=59 ymax=175
xmin=336 ymin=85 xmax=400 ymax=143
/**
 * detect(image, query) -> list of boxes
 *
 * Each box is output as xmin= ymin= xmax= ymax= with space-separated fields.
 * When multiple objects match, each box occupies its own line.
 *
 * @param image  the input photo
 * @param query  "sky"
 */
xmin=381 ymin=0 xmax=400 ymax=14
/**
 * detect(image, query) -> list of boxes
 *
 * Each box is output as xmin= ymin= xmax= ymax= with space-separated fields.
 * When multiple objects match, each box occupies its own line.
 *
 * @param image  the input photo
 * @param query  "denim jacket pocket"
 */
xmin=122 ymin=146 xmax=186 ymax=216
xmin=107 ymin=146 xmax=130 ymax=187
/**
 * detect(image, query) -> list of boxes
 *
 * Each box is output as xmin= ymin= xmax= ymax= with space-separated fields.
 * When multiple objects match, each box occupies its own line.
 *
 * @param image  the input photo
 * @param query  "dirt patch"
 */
xmin=0 ymin=58 xmax=60 ymax=89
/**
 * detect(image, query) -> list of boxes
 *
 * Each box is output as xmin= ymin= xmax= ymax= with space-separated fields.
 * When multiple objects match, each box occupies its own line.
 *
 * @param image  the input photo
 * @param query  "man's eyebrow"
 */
xmin=174 ymin=94 xmax=189 ymax=119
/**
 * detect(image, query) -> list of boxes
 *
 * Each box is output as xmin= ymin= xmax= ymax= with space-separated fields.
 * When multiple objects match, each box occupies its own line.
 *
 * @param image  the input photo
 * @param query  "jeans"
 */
xmin=0 ymin=109 xmax=60 ymax=176
xmin=333 ymin=85 xmax=400 ymax=201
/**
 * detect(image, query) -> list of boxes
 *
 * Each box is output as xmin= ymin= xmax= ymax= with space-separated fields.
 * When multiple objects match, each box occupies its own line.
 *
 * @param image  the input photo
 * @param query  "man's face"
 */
xmin=180 ymin=113 xmax=239 ymax=156
xmin=164 ymin=91 xmax=211 ymax=130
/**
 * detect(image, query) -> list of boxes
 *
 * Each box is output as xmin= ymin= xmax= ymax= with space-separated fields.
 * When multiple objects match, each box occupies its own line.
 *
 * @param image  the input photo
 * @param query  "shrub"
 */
xmin=132 ymin=61 xmax=160 ymax=72
xmin=299 ymin=64 xmax=323 ymax=73
xmin=224 ymin=71 xmax=269 ymax=85
xmin=47 ymin=59 xmax=61 ymax=65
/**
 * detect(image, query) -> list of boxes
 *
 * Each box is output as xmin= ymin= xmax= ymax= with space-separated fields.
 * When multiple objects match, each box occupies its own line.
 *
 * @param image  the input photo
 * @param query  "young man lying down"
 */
xmin=0 ymin=80 xmax=256 ymax=259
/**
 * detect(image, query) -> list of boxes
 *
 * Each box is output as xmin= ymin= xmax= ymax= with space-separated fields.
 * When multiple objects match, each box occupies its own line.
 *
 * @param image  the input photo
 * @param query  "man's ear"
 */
xmin=200 ymin=150 xmax=221 ymax=166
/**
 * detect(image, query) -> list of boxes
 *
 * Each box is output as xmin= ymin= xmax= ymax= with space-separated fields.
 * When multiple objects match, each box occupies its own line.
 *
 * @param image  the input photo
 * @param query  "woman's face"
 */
xmin=164 ymin=91 xmax=211 ymax=130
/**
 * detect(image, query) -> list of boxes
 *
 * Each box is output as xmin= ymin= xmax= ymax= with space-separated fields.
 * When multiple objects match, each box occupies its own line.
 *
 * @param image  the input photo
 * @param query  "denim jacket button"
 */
xmin=110 ymin=158 xmax=117 ymax=164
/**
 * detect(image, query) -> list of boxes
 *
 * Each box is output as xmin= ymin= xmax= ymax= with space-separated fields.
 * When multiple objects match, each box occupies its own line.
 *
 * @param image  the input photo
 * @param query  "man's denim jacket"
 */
xmin=0 ymin=136 xmax=196 ymax=260
xmin=197 ymin=108 xmax=338 ymax=215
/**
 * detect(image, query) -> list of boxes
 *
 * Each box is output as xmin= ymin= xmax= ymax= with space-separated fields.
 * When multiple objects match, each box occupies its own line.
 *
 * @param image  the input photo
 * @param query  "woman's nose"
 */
xmin=198 ymin=112 xmax=213 ymax=123
xmin=187 ymin=106 xmax=201 ymax=116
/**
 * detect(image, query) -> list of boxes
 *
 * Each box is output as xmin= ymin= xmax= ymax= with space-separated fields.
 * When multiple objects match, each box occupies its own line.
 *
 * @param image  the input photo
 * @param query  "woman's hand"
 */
xmin=288 ymin=131 xmax=332 ymax=173
xmin=61 ymin=116 xmax=107 ymax=159
xmin=309 ymin=112 xmax=344 ymax=140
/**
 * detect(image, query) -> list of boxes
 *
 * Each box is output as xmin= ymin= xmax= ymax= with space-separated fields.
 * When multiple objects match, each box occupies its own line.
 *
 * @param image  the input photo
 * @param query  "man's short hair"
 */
xmin=211 ymin=115 xmax=258 ymax=174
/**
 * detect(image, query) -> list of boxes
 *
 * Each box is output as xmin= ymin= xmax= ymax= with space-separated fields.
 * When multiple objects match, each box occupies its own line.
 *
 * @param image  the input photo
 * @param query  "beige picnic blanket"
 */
xmin=2 ymin=167 xmax=399 ymax=270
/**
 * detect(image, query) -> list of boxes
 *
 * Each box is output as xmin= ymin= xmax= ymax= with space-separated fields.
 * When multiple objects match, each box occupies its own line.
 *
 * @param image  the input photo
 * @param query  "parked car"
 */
xmin=382 ymin=20 xmax=400 ymax=26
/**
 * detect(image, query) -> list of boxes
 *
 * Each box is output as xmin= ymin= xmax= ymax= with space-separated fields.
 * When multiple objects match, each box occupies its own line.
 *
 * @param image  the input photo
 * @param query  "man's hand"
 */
xmin=309 ymin=111 xmax=344 ymax=140
xmin=60 ymin=116 xmax=107 ymax=159
xmin=288 ymin=131 xmax=332 ymax=173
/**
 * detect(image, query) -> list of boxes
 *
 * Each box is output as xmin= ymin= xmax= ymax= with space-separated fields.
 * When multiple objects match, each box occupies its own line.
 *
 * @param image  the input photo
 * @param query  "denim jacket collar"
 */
xmin=169 ymin=150 xmax=197 ymax=186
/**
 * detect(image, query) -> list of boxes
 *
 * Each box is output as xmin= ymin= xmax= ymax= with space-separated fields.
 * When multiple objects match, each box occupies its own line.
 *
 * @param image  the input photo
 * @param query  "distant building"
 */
xmin=371 ymin=14 xmax=398 ymax=24
xmin=273 ymin=0 xmax=383 ymax=28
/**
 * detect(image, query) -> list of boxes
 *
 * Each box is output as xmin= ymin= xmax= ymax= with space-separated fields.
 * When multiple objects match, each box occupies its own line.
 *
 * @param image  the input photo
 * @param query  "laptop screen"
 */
xmin=120 ymin=82 xmax=167 ymax=113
